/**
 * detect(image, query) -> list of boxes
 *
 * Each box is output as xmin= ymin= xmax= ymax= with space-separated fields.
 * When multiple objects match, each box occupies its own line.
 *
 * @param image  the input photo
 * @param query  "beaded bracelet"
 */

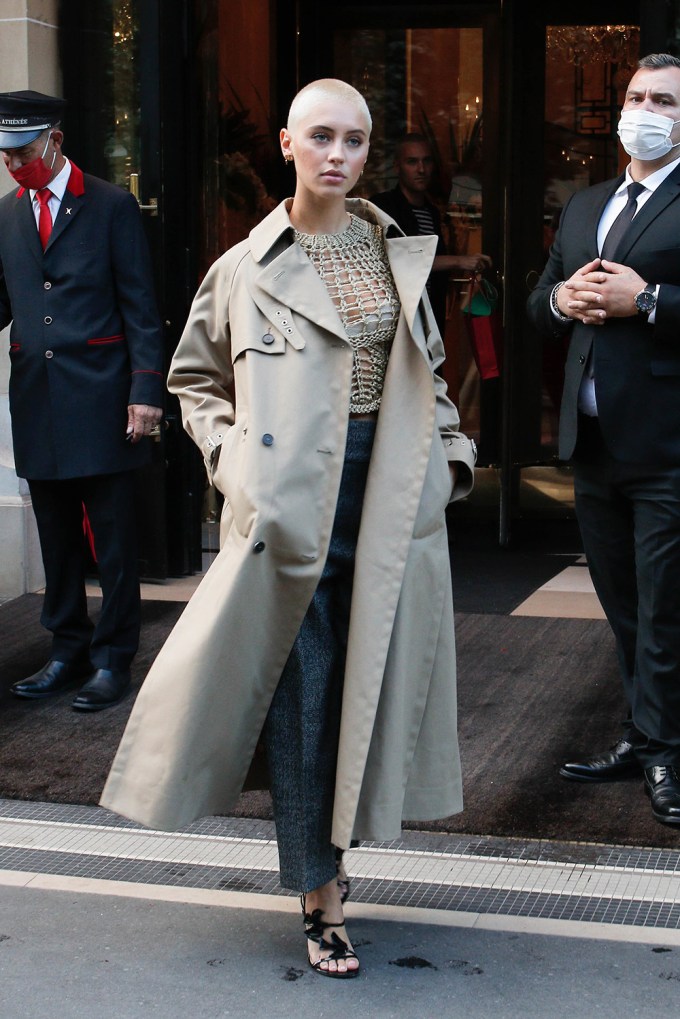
xmin=550 ymin=281 xmax=571 ymax=323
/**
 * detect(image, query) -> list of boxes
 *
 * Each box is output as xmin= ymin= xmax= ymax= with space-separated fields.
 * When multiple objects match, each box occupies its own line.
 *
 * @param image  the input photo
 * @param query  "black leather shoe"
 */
xmin=72 ymin=668 xmax=131 ymax=712
xmin=11 ymin=659 xmax=90 ymax=699
xmin=559 ymin=739 xmax=642 ymax=782
xmin=644 ymin=766 xmax=680 ymax=826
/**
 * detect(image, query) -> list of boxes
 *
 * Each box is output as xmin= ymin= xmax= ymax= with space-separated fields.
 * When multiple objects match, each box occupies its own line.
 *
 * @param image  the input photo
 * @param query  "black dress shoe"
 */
xmin=559 ymin=738 xmax=642 ymax=782
xmin=11 ymin=659 xmax=90 ymax=699
xmin=72 ymin=668 xmax=131 ymax=712
xmin=644 ymin=766 xmax=680 ymax=826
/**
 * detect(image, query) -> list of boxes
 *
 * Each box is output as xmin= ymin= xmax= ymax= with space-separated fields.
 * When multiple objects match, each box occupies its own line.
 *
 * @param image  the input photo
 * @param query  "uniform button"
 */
xmin=44 ymin=281 xmax=52 ymax=290
xmin=262 ymin=433 xmax=274 ymax=446
xmin=579 ymin=354 xmax=586 ymax=364
xmin=262 ymin=332 xmax=275 ymax=345
xmin=44 ymin=316 xmax=52 ymax=324
xmin=45 ymin=350 xmax=54 ymax=359
xmin=252 ymin=541 xmax=266 ymax=553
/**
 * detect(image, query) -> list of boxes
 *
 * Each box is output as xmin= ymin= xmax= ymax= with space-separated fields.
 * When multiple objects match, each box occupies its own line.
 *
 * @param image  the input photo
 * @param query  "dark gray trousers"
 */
xmin=574 ymin=415 xmax=680 ymax=767
xmin=28 ymin=471 xmax=141 ymax=670
xmin=262 ymin=420 xmax=375 ymax=892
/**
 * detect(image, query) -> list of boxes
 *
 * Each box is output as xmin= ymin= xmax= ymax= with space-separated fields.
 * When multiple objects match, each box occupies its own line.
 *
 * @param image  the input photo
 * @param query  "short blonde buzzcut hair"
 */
xmin=286 ymin=78 xmax=372 ymax=135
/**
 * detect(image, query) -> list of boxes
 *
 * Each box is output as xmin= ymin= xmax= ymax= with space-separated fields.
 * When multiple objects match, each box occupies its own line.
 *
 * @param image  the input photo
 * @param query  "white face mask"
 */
xmin=617 ymin=109 xmax=680 ymax=160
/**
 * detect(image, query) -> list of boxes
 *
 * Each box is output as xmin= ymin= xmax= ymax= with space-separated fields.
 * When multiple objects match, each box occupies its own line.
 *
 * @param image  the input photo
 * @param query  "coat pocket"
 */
xmin=412 ymin=438 xmax=452 ymax=540
xmin=212 ymin=420 xmax=259 ymax=539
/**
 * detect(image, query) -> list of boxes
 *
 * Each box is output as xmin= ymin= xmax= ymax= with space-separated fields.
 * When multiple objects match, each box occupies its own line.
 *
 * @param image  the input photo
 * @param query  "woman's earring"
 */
xmin=284 ymin=154 xmax=294 ymax=164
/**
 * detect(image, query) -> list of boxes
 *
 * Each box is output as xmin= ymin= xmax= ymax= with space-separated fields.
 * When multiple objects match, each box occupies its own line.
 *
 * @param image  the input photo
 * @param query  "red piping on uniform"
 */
xmin=87 ymin=335 xmax=124 ymax=345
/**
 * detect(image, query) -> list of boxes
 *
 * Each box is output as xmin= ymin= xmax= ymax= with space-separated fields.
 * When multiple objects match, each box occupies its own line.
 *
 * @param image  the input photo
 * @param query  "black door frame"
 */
xmin=58 ymin=0 xmax=203 ymax=578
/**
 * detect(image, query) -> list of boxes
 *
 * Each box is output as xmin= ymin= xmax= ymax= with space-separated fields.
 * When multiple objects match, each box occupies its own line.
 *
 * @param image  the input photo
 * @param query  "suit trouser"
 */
xmin=573 ymin=415 xmax=680 ymax=767
xmin=28 ymin=471 xmax=141 ymax=671
xmin=262 ymin=419 xmax=375 ymax=893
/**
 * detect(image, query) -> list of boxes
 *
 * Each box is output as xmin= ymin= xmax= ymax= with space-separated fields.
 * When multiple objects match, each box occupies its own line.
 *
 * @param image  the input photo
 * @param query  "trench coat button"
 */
xmin=253 ymin=541 xmax=266 ymax=553
xmin=44 ymin=316 xmax=53 ymax=324
xmin=43 ymin=281 xmax=52 ymax=290
xmin=45 ymin=350 xmax=54 ymax=359
xmin=579 ymin=354 xmax=586 ymax=364
xmin=262 ymin=433 xmax=274 ymax=446
xmin=262 ymin=332 xmax=275 ymax=344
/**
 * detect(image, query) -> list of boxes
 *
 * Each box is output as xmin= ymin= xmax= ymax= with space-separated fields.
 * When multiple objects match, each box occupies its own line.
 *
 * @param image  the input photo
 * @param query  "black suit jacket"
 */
xmin=526 ymin=165 xmax=680 ymax=464
xmin=0 ymin=163 xmax=164 ymax=480
xmin=370 ymin=186 xmax=448 ymax=332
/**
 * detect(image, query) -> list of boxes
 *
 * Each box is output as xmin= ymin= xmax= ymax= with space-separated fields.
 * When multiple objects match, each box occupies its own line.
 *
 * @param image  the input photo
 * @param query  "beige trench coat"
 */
xmin=101 ymin=199 xmax=476 ymax=848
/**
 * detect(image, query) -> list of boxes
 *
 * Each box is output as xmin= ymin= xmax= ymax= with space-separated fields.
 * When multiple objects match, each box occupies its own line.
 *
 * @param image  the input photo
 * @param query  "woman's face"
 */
xmin=281 ymin=97 xmax=370 ymax=201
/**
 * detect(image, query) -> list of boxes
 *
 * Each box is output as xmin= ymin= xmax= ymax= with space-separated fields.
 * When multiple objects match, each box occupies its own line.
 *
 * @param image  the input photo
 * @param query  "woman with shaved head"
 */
xmin=102 ymin=79 xmax=476 ymax=979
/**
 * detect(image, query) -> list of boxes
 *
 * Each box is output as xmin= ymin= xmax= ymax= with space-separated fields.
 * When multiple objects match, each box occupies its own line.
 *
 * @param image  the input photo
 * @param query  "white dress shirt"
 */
xmin=29 ymin=157 xmax=72 ymax=231
xmin=577 ymin=155 xmax=680 ymax=416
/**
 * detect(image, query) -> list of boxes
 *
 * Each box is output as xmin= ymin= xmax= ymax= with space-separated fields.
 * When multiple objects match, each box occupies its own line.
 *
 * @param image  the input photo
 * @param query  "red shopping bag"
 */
xmin=461 ymin=277 xmax=503 ymax=380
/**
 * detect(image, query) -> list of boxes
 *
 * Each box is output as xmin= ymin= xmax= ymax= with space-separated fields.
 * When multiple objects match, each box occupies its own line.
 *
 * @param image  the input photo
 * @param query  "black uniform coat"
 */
xmin=526 ymin=165 xmax=680 ymax=463
xmin=0 ymin=162 xmax=164 ymax=480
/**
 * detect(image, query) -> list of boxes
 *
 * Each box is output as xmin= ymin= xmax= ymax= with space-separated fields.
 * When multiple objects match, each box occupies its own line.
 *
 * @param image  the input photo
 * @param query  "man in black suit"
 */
xmin=527 ymin=54 xmax=680 ymax=826
xmin=0 ymin=90 xmax=164 ymax=711
xmin=370 ymin=133 xmax=491 ymax=334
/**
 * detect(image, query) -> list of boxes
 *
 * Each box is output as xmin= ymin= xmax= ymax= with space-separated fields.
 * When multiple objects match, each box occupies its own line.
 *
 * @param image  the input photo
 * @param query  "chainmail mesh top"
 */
xmin=294 ymin=215 xmax=400 ymax=414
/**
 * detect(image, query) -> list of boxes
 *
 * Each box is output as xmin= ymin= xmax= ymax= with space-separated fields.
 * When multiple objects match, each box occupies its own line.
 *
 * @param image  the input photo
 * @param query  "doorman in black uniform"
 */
xmin=0 ymin=90 xmax=164 ymax=711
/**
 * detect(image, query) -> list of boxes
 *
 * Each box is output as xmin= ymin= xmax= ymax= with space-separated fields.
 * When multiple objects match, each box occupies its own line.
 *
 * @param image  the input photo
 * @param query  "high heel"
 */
xmin=300 ymin=894 xmax=360 ymax=979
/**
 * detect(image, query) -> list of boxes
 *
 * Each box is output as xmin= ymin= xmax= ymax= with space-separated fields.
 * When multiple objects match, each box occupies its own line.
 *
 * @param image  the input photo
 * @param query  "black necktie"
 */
xmin=600 ymin=181 xmax=645 ymax=262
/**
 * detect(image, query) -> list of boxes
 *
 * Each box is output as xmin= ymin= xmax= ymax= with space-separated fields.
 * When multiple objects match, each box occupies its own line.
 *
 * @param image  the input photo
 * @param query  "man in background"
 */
xmin=370 ymin=132 xmax=491 ymax=334
xmin=0 ymin=90 xmax=164 ymax=711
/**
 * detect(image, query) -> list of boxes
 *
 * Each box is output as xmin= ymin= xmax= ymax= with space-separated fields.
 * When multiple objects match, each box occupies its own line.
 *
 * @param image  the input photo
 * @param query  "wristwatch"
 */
xmin=634 ymin=283 xmax=657 ymax=315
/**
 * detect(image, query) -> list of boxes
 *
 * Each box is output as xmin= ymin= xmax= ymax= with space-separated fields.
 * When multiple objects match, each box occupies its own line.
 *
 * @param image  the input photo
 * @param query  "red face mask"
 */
xmin=9 ymin=133 xmax=56 ymax=191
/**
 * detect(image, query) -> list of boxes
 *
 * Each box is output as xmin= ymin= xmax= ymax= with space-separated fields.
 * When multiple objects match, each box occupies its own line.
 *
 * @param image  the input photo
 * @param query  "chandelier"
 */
xmin=546 ymin=25 xmax=639 ymax=68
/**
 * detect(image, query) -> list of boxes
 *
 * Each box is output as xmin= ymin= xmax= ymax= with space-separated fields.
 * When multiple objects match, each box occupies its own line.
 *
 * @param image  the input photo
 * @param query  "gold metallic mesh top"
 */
xmin=294 ymin=215 xmax=400 ymax=414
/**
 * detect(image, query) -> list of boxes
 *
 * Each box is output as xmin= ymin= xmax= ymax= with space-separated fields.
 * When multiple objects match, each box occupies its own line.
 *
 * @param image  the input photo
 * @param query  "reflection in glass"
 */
xmin=193 ymin=0 xmax=276 ymax=280
xmin=539 ymin=25 xmax=640 ymax=454
xmin=334 ymin=27 xmax=489 ymax=448
xmin=105 ymin=0 xmax=140 ymax=189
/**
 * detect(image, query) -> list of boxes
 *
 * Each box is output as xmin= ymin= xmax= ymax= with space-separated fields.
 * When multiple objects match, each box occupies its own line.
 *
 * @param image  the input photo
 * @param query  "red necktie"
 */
xmin=36 ymin=188 xmax=53 ymax=250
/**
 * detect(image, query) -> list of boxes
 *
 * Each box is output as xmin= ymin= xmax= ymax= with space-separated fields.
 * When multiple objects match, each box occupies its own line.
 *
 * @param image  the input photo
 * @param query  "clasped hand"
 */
xmin=558 ymin=257 xmax=646 ymax=325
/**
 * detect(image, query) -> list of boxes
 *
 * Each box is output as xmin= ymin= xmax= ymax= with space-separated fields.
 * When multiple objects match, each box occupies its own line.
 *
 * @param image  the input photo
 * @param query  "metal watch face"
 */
xmin=634 ymin=288 xmax=656 ymax=313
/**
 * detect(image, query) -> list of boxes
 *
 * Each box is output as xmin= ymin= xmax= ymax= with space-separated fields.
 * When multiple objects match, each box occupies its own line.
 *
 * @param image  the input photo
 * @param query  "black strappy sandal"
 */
xmin=301 ymin=895 xmax=360 ymax=979
xmin=336 ymin=847 xmax=350 ymax=905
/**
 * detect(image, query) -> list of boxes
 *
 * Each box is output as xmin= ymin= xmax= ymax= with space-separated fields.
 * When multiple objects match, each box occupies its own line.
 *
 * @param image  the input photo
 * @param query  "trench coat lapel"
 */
xmin=383 ymin=232 xmax=437 ymax=338
xmin=252 ymin=241 xmax=349 ymax=343
xmin=248 ymin=200 xmax=349 ymax=343
xmin=247 ymin=198 xmax=437 ymax=346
